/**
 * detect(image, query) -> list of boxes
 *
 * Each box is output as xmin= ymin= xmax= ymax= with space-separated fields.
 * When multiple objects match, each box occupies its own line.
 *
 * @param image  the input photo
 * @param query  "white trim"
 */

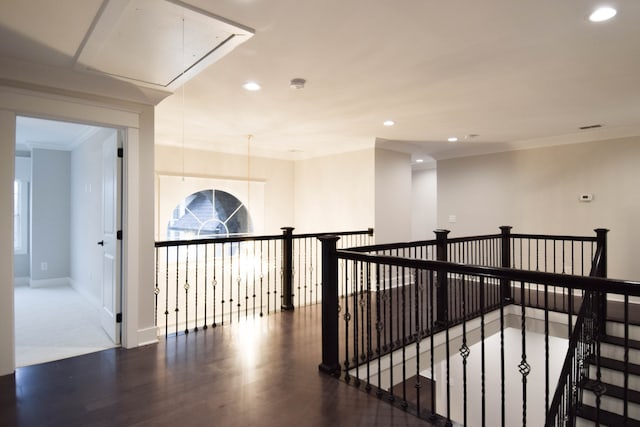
xmin=13 ymin=277 xmax=29 ymax=287
xmin=137 ymin=327 xmax=159 ymax=347
xmin=29 ymin=277 xmax=72 ymax=288
xmin=0 ymin=109 xmax=17 ymax=375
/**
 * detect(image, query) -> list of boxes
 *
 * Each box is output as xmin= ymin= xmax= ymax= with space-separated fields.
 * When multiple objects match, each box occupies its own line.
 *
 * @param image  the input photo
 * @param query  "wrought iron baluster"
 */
xmin=401 ymin=266 xmax=407 ymax=408
xmin=304 ymin=237 xmax=308 ymax=307
xmin=164 ymin=247 xmax=169 ymax=338
xmin=259 ymin=240 xmax=264 ymax=317
xmin=519 ymin=280 xmax=531 ymax=427
xmin=382 ymin=265 xmax=389 ymax=354
xmin=297 ymin=238 xmax=301 ymax=307
xmin=194 ymin=244 xmax=198 ymax=332
xmin=343 ymin=259 xmax=351 ymax=383
xmin=365 ymin=262 xmax=372 ymax=392
xmin=354 ymin=261 xmax=361 ymax=387
xmin=460 ymin=274 xmax=470 ymax=427
xmin=375 ymin=263 xmax=383 ymax=398
xmin=212 ymin=243 xmax=217 ymax=327
xmin=175 ymin=245 xmax=180 ymax=336
xmin=625 ymin=294 xmax=629 ymax=422
xmin=266 ymin=241 xmax=271 ymax=315
xmin=388 ymin=264 xmax=394 ymax=402
xmin=221 ymin=243 xmax=225 ymax=326
xmin=480 ymin=275 xmax=486 ymax=427
xmin=239 ymin=242 xmax=244 ymax=321
xmin=314 ymin=238 xmax=319 ymax=305
xmin=445 ymin=281 xmax=452 ymax=427
xmin=203 ymin=244 xmax=208 ymax=330
xmin=545 ymin=282 xmax=549 ymax=414
xmin=412 ymin=268 xmax=421 ymax=416
xmin=252 ymin=241 xmax=256 ymax=317
xmin=429 ymin=269 xmax=436 ymax=421
xmin=184 ymin=245 xmax=190 ymax=334
xmin=243 ymin=243 xmax=248 ymax=319
xmin=154 ymin=247 xmax=159 ymax=327
xmin=500 ymin=268 xmax=505 ymax=427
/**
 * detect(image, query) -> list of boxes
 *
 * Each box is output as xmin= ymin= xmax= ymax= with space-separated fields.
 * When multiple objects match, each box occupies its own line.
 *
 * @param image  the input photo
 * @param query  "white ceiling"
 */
xmin=15 ymin=117 xmax=105 ymax=152
xmin=2 ymin=0 xmax=640 ymax=163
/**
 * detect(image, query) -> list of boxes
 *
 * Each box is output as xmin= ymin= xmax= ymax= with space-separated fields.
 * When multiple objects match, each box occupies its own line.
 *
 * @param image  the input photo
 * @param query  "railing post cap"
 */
xmin=594 ymin=228 xmax=609 ymax=234
xmin=318 ymin=235 xmax=340 ymax=243
xmin=500 ymin=225 xmax=513 ymax=232
xmin=434 ymin=229 xmax=450 ymax=234
xmin=281 ymin=226 xmax=295 ymax=234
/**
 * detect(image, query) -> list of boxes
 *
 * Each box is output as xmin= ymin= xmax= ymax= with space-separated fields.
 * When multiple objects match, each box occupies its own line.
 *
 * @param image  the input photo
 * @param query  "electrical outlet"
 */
xmin=40 ymin=262 xmax=48 ymax=271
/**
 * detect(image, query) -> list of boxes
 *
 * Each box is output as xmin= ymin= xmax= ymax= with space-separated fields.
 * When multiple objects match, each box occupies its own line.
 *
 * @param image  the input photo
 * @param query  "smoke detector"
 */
xmin=290 ymin=78 xmax=306 ymax=89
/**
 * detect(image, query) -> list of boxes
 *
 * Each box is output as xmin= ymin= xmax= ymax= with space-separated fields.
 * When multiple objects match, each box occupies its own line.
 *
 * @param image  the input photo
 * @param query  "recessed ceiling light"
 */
xmin=383 ymin=120 xmax=395 ymax=127
xmin=589 ymin=7 xmax=617 ymax=22
xmin=416 ymin=159 xmax=424 ymax=163
xmin=447 ymin=137 xmax=458 ymax=142
xmin=243 ymin=81 xmax=261 ymax=91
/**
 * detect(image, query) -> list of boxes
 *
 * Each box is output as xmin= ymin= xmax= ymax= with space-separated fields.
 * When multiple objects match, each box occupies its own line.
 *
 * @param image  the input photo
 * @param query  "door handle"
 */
xmin=97 ymin=240 xmax=105 ymax=246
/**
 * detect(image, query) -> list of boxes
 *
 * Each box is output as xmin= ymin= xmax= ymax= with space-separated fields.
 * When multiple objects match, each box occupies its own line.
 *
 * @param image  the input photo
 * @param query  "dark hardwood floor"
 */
xmin=0 ymin=304 xmax=433 ymax=427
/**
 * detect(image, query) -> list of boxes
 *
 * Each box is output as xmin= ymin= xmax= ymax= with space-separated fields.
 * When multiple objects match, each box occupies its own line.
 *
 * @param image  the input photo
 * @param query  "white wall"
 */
xmin=375 ymin=148 xmax=412 ymax=244
xmin=437 ymin=137 xmax=640 ymax=280
xmin=30 ymin=149 xmax=71 ymax=283
xmin=70 ymin=130 xmax=114 ymax=307
xmin=294 ymin=149 xmax=375 ymax=233
xmin=155 ymin=145 xmax=294 ymax=236
xmin=411 ymin=167 xmax=437 ymax=240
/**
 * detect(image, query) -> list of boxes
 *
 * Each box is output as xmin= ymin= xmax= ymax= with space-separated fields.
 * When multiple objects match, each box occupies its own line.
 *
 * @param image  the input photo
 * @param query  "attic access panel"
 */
xmin=76 ymin=0 xmax=253 ymax=89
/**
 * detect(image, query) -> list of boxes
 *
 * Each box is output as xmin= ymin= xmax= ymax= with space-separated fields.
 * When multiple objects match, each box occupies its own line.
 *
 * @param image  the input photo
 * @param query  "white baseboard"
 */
xmin=14 ymin=277 xmax=29 ymax=287
xmin=29 ymin=277 xmax=71 ymax=288
xmin=137 ymin=326 xmax=159 ymax=346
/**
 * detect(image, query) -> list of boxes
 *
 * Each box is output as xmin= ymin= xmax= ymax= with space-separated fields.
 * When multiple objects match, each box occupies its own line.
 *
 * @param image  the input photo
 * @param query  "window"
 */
xmin=14 ymin=179 xmax=26 ymax=253
xmin=167 ymin=189 xmax=253 ymax=241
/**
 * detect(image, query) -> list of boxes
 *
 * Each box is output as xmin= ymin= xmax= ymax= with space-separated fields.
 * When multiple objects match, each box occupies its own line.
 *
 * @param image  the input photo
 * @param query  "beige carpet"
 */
xmin=14 ymin=285 xmax=116 ymax=367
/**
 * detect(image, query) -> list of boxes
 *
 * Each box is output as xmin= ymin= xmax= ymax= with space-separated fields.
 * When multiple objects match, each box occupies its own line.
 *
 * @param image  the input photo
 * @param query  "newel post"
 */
xmin=318 ymin=235 xmax=341 ymax=376
xmin=500 ymin=226 xmax=513 ymax=302
xmin=435 ymin=229 xmax=450 ymax=326
xmin=281 ymin=227 xmax=295 ymax=311
xmin=594 ymin=228 xmax=608 ymax=278
xmin=595 ymin=228 xmax=609 ymax=336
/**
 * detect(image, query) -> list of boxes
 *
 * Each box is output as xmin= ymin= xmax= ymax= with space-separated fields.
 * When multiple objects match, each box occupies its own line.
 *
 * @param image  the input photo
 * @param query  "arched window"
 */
xmin=167 ymin=189 xmax=253 ymax=240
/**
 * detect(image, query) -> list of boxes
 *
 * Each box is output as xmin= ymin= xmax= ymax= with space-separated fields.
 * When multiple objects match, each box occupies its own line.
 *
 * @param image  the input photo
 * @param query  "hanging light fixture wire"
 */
xmin=181 ymin=14 xmax=186 ymax=181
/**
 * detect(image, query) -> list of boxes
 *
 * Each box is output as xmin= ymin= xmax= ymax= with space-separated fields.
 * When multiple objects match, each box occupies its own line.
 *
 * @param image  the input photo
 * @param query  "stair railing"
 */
xmin=154 ymin=227 xmax=373 ymax=337
xmin=545 ymin=234 xmax=607 ymax=427
xmin=319 ymin=227 xmax=640 ymax=426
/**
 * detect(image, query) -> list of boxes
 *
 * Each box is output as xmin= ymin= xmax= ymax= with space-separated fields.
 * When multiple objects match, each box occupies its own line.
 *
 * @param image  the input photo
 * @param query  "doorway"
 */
xmin=13 ymin=116 xmax=122 ymax=367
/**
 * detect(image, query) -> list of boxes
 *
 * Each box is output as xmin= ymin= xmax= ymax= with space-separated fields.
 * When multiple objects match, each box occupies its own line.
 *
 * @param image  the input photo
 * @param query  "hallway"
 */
xmin=0 ymin=305 xmax=432 ymax=426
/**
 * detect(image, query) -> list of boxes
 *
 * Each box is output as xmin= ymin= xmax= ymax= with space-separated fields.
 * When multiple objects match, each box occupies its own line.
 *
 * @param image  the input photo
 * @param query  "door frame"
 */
xmin=0 ymin=85 xmax=158 ymax=375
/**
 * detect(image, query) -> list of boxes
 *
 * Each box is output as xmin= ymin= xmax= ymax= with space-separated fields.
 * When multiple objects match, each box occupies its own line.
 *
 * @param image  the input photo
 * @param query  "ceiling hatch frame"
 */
xmin=75 ymin=0 xmax=254 ymax=90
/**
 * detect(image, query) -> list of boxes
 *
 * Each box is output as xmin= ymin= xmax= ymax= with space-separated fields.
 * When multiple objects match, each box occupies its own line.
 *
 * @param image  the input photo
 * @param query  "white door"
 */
xmin=100 ymin=131 xmax=122 ymax=344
